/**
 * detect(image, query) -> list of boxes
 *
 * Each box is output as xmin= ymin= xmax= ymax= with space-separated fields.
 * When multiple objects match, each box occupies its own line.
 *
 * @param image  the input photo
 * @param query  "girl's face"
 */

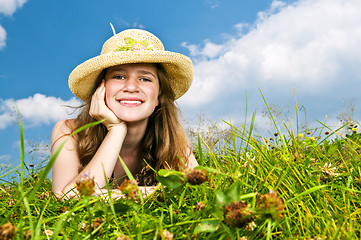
xmin=104 ymin=63 xmax=160 ymax=123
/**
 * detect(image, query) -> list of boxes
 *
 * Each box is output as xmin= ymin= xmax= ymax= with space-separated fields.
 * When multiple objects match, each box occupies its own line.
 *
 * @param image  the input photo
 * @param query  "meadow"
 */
xmin=0 ymin=99 xmax=360 ymax=240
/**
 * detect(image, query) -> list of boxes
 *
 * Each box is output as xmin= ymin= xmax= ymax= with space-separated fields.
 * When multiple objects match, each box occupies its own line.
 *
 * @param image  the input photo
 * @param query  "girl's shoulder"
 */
xmin=51 ymin=119 xmax=77 ymax=145
xmin=52 ymin=119 xmax=76 ymax=134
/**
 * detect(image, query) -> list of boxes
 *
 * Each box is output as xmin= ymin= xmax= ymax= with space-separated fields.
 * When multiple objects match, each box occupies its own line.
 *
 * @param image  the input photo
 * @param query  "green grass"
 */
xmin=1 ymin=111 xmax=361 ymax=239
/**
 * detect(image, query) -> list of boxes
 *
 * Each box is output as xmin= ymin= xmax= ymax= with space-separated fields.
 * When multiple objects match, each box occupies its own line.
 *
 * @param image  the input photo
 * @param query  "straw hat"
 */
xmin=68 ymin=29 xmax=193 ymax=102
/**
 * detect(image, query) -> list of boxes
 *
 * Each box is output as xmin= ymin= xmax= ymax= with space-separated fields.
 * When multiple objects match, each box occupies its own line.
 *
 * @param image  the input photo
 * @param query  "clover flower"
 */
xmin=158 ymin=229 xmax=174 ymax=240
xmin=257 ymin=190 xmax=284 ymax=220
xmin=75 ymin=173 xmax=95 ymax=196
xmin=321 ymin=163 xmax=338 ymax=177
xmin=195 ymin=202 xmax=205 ymax=211
xmin=245 ymin=221 xmax=257 ymax=231
xmin=91 ymin=217 xmax=103 ymax=232
xmin=185 ymin=169 xmax=208 ymax=185
xmin=0 ymin=222 xmax=17 ymax=240
xmin=117 ymin=235 xmax=131 ymax=240
xmin=117 ymin=179 xmax=139 ymax=199
xmin=223 ymin=201 xmax=255 ymax=228
xmin=38 ymin=191 xmax=51 ymax=200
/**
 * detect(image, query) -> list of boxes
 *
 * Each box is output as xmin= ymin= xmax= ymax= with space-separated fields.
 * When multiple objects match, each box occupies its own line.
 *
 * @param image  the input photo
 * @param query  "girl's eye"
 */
xmin=114 ymin=75 xmax=126 ymax=80
xmin=140 ymin=77 xmax=151 ymax=82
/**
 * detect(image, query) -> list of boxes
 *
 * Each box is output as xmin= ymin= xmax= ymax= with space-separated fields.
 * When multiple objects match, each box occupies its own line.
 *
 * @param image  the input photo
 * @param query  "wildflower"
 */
xmin=269 ymin=137 xmax=273 ymax=141
xmin=352 ymin=128 xmax=358 ymax=134
xmin=158 ymin=229 xmax=174 ymax=240
xmin=298 ymin=133 xmax=303 ymax=138
xmin=325 ymin=131 xmax=330 ymax=135
xmin=44 ymin=229 xmax=53 ymax=236
xmin=195 ymin=202 xmax=205 ymax=211
xmin=310 ymin=137 xmax=316 ymax=141
xmin=274 ymin=132 xmax=278 ymax=137
xmin=117 ymin=235 xmax=131 ymax=240
xmin=23 ymin=229 xmax=31 ymax=240
xmin=38 ymin=191 xmax=51 ymax=200
xmin=91 ymin=217 xmax=103 ymax=232
xmin=60 ymin=206 xmax=68 ymax=213
xmin=245 ymin=221 xmax=256 ymax=231
xmin=321 ymin=163 xmax=338 ymax=177
xmin=117 ymin=179 xmax=139 ymax=199
xmin=257 ymin=190 xmax=284 ymax=220
xmin=8 ymin=199 xmax=15 ymax=206
xmin=185 ymin=169 xmax=208 ymax=185
xmin=307 ymin=131 xmax=311 ymax=135
xmin=223 ymin=201 xmax=255 ymax=228
xmin=0 ymin=222 xmax=17 ymax=240
xmin=29 ymin=164 xmax=34 ymax=167
xmin=75 ymin=173 xmax=95 ymax=196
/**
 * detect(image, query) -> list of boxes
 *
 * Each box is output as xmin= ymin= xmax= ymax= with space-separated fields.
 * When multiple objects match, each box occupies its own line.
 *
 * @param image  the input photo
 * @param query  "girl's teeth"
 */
xmin=120 ymin=100 xmax=141 ymax=104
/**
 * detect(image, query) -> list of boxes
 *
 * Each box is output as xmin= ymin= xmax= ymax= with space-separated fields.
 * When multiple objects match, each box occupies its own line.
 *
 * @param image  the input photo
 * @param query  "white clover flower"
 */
xmin=321 ymin=163 xmax=338 ymax=177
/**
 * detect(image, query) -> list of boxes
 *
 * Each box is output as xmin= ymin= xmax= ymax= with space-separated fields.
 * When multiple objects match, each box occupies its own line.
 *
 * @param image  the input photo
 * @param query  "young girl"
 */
xmin=51 ymin=29 xmax=198 ymax=197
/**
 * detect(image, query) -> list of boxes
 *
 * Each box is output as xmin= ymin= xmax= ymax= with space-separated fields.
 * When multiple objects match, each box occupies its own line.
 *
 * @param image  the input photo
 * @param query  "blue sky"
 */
xmin=1 ymin=0 xmax=361 ymax=166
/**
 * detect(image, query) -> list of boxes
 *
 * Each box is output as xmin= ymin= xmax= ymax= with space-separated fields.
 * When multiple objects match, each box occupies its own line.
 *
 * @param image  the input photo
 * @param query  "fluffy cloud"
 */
xmin=0 ymin=0 xmax=27 ymax=16
xmin=0 ymin=94 xmax=82 ymax=129
xmin=0 ymin=0 xmax=27 ymax=50
xmin=179 ymin=0 xmax=361 ymax=107
xmin=0 ymin=25 xmax=6 ymax=50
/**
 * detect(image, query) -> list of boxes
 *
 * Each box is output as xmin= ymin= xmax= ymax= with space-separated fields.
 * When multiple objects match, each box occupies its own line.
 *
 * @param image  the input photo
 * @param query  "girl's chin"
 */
xmin=116 ymin=115 xmax=150 ymax=124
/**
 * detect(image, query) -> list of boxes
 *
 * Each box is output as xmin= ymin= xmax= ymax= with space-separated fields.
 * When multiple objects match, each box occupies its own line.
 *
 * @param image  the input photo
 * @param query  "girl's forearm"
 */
xmin=61 ymin=127 xmax=126 ymax=194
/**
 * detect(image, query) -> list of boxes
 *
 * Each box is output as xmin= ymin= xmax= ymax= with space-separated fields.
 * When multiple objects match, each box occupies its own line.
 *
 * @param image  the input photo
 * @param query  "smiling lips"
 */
xmin=117 ymin=98 xmax=144 ymax=106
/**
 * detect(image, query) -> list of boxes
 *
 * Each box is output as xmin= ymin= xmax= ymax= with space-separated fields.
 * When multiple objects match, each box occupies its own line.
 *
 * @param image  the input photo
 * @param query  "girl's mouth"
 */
xmin=116 ymin=98 xmax=144 ymax=106
xmin=119 ymin=100 xmax=142 ymax=104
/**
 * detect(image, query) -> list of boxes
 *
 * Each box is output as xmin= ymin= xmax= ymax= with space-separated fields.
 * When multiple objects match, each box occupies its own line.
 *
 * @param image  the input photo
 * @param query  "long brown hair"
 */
xmin=70 ymin=63 xmax=190 ymax=185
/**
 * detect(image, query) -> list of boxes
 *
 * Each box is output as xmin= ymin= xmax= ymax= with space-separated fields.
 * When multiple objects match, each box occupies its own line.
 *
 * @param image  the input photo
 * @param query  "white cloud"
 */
xmin=0 ymin=0 xmax=27 ymax=49
xmin=179 ymin=0 xmax=361 ymax=107
xmin=0 ymin=25 xmax=6 ymax=50
xmin=0 ymin=0 xmax=27 ymax=16
xmin=0 ymin=94 xmax=82 ymax=129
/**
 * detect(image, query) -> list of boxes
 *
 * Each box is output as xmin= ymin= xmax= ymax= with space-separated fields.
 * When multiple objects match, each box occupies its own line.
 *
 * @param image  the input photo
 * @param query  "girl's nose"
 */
xmin=122 ymin=77 xmax=139 ymax=92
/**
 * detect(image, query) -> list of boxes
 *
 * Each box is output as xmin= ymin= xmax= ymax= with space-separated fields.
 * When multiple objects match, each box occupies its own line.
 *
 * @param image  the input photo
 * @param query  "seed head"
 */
xmin=257 ymin=190 xmax=284 ymax=220
xmin=325 ymin=131 xmax=330 ymax=135
xmin=185 ymin=169 xmax=208 ymax=185
xmin=223 ymin=201 xmax=255 ymax=228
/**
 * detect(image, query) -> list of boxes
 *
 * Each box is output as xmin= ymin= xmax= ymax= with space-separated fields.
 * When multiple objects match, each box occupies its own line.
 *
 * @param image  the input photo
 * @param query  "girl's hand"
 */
xmin=89 ymin=81 xmax=126 ymax=131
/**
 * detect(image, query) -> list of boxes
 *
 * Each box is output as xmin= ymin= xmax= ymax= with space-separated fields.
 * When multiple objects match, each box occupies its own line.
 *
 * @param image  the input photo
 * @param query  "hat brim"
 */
xmin=69 ymin=50 xmax=193 ymax=102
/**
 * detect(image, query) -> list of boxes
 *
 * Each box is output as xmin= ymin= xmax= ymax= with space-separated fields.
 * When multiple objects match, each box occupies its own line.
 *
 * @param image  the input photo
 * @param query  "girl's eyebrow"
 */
xmin=109 ymin=68 xmax=157 ymax=79
xmin=137 ymin=70 xmax=157 ymax=79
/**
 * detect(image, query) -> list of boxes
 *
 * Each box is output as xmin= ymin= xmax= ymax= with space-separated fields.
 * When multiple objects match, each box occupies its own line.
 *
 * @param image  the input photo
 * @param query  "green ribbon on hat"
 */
xmin=115 ymin=37 xmax=153 ymax=52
